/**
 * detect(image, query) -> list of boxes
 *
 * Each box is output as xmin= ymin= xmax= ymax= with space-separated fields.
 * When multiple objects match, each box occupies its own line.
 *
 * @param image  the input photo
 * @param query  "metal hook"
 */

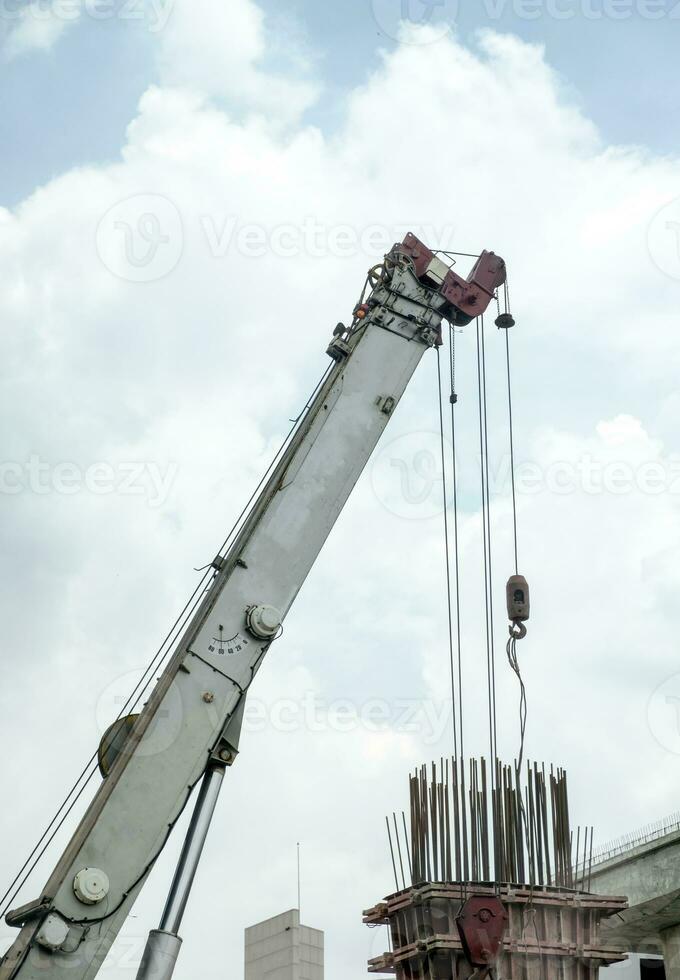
xmin=509 ymin=620 xmax=527 ymax=640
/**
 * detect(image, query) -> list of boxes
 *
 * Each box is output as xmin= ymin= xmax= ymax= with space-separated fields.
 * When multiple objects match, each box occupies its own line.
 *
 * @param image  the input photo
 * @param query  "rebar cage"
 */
xmin=370 ymin=759 xmax=628 ymax=980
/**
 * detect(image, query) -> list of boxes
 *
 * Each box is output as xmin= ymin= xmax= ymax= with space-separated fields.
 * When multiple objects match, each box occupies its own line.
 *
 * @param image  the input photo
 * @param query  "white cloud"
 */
xmin=1 ymin=4 xmax=680 ymax=978
xmin=2 ymin=0 xmax=81 ymax=61
xmin=156 ymin=0 xmax=319 ymax=124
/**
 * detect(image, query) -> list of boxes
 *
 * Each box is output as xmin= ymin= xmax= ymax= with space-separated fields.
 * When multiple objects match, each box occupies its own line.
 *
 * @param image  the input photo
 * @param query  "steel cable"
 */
xmin=505 ymin=327 xmax=519 ymax=575
xmin=436 ymin=349 xmax=459 ymax=762
xmin=447 ymin=325 xmax=465 ymax=764
xmin=0 ymin=360 xmax=334 ymax=921
xmin=476 ymin=316 xmax=498 ymax=779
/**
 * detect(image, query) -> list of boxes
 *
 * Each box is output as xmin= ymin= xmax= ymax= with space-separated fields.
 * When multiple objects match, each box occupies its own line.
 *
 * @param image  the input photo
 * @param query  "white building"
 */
xmin=244 ymin=909 xmax=324 ymax=980
xmin=602 ymin=954 xmax=665 ymax=980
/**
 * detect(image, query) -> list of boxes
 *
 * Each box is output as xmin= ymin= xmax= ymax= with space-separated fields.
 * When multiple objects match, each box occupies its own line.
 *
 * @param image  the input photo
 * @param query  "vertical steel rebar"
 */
xmin=386 ymin=816 xmax=399 ymax=891
xmin=389 ymin=757 xmax=589 ymax=897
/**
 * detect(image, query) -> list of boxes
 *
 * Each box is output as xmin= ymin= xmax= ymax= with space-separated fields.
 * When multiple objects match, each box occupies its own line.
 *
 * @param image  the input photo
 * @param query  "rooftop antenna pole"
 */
xmin=297 ymin=842 xmax=302 ymax=918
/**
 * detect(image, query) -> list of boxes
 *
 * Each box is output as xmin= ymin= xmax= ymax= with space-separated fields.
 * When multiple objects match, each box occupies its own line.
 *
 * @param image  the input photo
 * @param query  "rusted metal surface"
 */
xmin=399 ymin=233 xmax=507 ymax=326
xmin=387 ymin=758 xmax=594 ymax=892
xmin=364 ymin=882 xmax=628 ymax=979
xmin=456 ymin=895 xmax=508 ymax=967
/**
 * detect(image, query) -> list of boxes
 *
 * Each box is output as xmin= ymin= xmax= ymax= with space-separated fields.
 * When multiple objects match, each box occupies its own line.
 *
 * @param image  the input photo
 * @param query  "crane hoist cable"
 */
xmin=435 ymin=315 xmax=469 ymax=767
xmin=496 ymin=287 xmax=536 ymax=896
xmin=448 ymin=323 xmax=465 ymax=764
xmin=497 ymin=278 xmax=519 ymax=577
xmin=496 ymin=289 xmax=529 ymax=754
xmin=436 ymin=348 xmax=460 ymax=762
xmin=476 ymin=313 xmax=499 ymax=782
xmin=435 ymin=279 xmax=532 ymax=889
xmin=446 ymin=319 xmax=470 ymax=887
xmin=435 ymin=267 xmax=536 ymax=900
xmin=437 ymin=306 xmax=500 ymax=889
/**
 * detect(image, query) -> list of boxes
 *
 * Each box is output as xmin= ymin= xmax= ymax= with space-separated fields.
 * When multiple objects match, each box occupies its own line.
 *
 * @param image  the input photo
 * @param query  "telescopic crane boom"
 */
xmin=0 ymin=234 xmax=506 ymax=980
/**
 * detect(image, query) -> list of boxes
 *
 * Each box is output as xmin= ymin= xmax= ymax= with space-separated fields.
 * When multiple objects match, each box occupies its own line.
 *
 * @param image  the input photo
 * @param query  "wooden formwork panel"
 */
xmin=364 ymin=883 xmax=628 ymax=980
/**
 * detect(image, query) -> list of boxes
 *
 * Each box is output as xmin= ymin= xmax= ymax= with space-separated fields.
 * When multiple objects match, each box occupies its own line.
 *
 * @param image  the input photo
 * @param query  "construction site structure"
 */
xmin=590 ymin=817 xmax=680 ymax=978
xmin=365 ymin=760 xmax=629 ymax=980
xmin=364 ymin=882 xmax=627 ymax=980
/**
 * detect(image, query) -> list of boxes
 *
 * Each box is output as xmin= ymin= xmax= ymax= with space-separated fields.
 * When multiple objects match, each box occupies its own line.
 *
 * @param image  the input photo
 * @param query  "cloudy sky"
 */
xmin=1 ymin=0 xmax=680 ymax=977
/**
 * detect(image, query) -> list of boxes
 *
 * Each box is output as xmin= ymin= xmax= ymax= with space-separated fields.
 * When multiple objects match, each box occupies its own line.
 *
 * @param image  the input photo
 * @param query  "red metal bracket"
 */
xmin=456 ymin=895 xmax=508 ymax=968
xmin=399 ymin=232 xmax=507 ymax=326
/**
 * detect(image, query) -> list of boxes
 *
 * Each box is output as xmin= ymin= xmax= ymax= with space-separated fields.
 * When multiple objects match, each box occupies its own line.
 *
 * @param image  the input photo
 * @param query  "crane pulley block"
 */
xmin=399 ymin=232 xmax=507 ymax=326
xmin=507 ymin=574 xmax=530 ymax=641
xmin=506 ymin=574 xmax=530 ymax=623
